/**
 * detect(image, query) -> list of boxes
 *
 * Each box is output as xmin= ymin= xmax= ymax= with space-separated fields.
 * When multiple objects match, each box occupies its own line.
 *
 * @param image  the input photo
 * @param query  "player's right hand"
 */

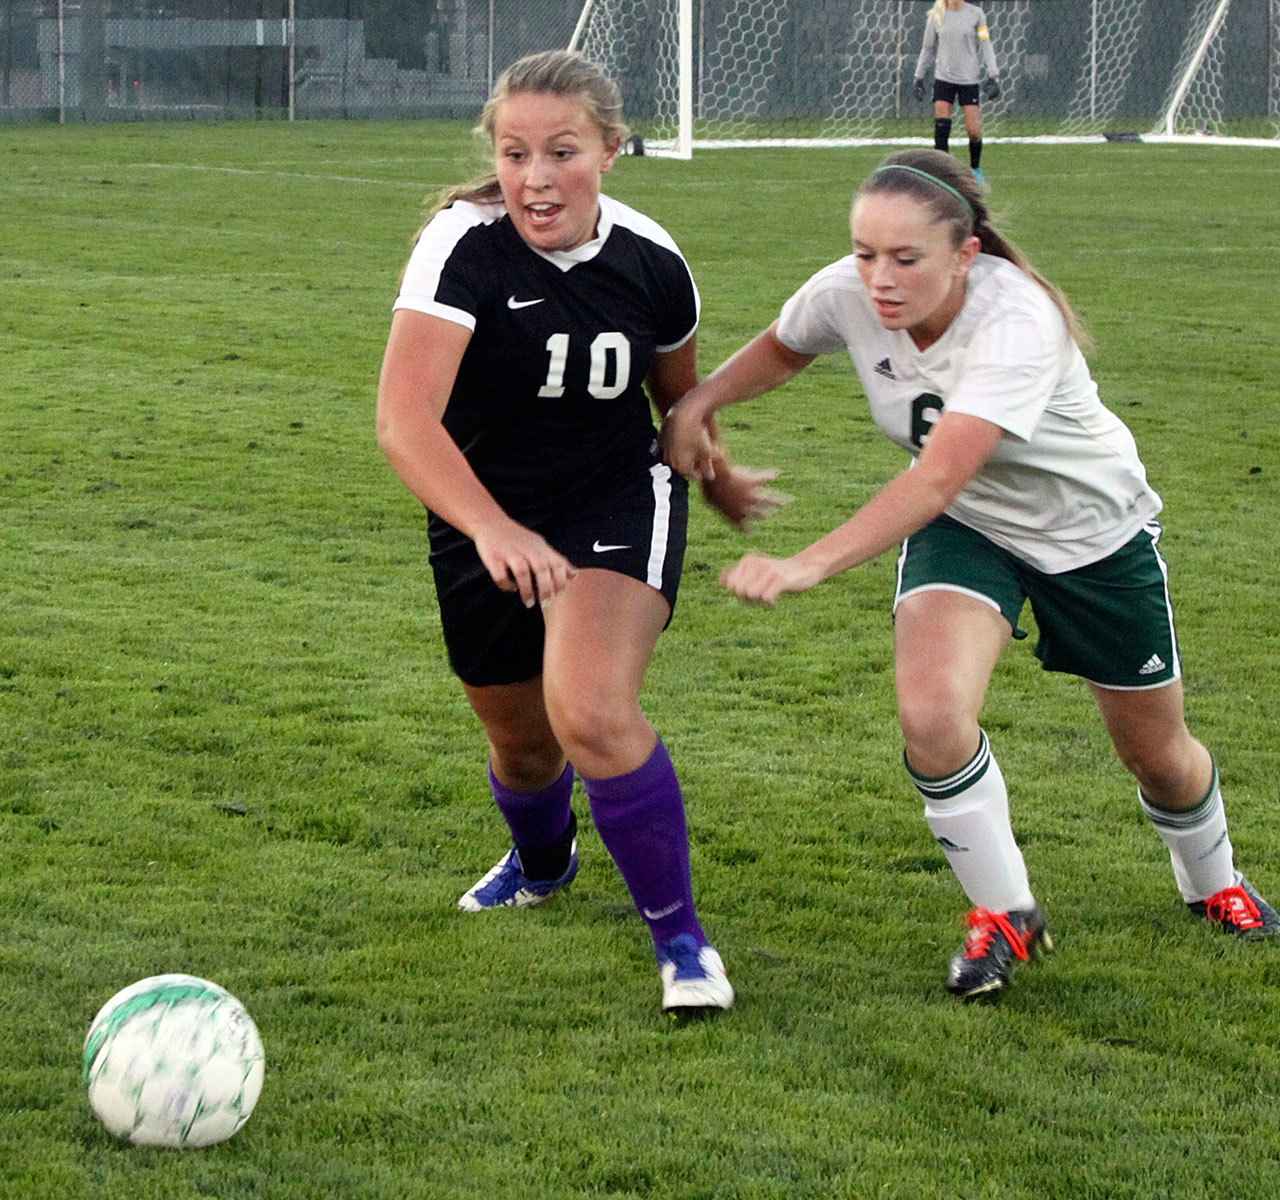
xmin=914 ymin=78 xmax=927 ymax=101
xmin=721 ymin=553 xmax=822 ymax=606
xmin=473 ymin=519 xmax=577 ymax=608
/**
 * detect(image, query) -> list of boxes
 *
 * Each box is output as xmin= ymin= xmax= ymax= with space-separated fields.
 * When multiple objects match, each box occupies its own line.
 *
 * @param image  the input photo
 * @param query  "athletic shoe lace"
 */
xmin=962 ymin=908 xmax=1031 ymax=962
xmin=1205 ymin=886 xmax=1263 ymax=930
xmin=662 ymin=935 xmax=706 ymax=980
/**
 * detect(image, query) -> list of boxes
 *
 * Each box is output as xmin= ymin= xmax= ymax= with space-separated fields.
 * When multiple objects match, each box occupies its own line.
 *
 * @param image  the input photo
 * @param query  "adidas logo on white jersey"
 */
xmin=1138 ymin=654 xmax=1166 ymax=676
xmin=874 ymin=357 xmax=896 ymax=379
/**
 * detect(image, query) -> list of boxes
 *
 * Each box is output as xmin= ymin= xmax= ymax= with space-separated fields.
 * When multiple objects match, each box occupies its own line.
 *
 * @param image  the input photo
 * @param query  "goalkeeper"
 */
xmin=913 ymin=0 xmax=1000 ymax=182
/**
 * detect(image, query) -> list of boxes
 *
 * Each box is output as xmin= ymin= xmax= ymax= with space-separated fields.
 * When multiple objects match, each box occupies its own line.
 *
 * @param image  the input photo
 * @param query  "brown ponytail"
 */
xmin=858 ymin=148 xmax=1090 ymax=349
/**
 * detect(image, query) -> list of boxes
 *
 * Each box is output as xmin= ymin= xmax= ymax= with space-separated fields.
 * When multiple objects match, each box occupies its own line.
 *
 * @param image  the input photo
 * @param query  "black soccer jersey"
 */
xmin=394 ymin=194 xmax=700 ymax=542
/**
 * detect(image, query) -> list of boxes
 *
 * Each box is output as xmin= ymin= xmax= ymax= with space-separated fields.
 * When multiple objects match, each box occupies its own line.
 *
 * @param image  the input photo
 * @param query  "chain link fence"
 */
xmin=4 ymin=0 xmax=1278 ymax=134
xmin=0 ymin=0 xmax=582 ymax=121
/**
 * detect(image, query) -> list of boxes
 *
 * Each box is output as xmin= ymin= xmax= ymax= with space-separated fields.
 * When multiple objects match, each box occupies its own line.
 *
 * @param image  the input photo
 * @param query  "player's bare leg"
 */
xmin=896 ymin=589 xmax=1050 ymax=997
xmin=457 ymin=677 xmax=578 ymax=910
xmin=542 ymin=570 xmax=732 ymax=1013
xmin=1093 ymin=681 xmax=1279 ymax=937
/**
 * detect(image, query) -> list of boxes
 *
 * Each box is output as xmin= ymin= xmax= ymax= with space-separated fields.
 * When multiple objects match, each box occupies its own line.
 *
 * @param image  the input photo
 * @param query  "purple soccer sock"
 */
xmin=489 ymin=762 xmax=575 ymax=881
xmin=582 ymin=739 xmax=706 ymax=948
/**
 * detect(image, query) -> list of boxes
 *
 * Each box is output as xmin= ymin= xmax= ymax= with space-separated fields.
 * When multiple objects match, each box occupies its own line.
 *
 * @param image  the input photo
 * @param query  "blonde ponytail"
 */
xmin=402 ymin=50 xmax=628 ymax=267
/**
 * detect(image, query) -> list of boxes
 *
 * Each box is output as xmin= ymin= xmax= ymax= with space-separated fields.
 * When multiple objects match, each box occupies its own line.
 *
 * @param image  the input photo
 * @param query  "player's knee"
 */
xmin=545 ymin=687 xmax=633 ymax=767
xmin=897 ymin=697 xmax=975 ymax=772
xmin=487 ymin=732 xmax=564 ymax=790
xmin=1116 ymin=747 xmax=1191 ymax=801
xmin=1111 ymin=725 xmax=1201 ymax=797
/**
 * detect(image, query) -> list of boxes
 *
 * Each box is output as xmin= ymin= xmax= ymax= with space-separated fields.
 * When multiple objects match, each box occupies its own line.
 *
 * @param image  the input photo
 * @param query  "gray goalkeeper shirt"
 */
xmin=915 ymin=3 xmax=999 ymax=86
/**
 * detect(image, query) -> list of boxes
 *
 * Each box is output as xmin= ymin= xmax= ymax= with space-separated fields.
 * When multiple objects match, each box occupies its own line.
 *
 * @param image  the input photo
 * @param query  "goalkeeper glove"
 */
xmin=983 ymin=77 xmax=1000 ymax=101
xmin=913 ymin=78 xmax=926 ymax=101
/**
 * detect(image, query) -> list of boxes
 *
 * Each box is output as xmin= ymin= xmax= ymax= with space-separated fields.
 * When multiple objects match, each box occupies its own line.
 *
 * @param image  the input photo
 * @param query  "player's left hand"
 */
xmin=660 ymin=399 xmax=718 ymax=480
xmin=701 ymin=466 xmax=792 ymax=532
xmin=913 ymin=78 xmax=926 ymax=101
xmin=721 ymin=553 xmax=822 ymax=606
xmin=984 ymin=77 xmax=1001 ymax=101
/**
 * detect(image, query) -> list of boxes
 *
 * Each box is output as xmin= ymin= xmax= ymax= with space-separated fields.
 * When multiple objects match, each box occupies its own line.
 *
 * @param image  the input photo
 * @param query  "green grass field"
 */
xmin=3 ymin=121 xmax=1280 ymax=1199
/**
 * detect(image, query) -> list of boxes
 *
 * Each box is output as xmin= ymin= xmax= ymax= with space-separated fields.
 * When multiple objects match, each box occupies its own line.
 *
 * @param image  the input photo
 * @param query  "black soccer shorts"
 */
xmin=429 ymin=463 xmax=689 ymax=687
xmin=933 ymin=80 xmax=982 ymax=108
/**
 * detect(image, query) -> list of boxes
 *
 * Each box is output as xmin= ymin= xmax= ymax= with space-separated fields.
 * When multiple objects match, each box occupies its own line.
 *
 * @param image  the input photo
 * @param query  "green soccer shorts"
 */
xmin=894 ymin=514 xmax=1181 ymax=690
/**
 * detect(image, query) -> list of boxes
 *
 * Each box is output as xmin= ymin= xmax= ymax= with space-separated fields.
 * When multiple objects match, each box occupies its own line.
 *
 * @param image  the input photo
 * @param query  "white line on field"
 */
xmin=135 ymin=162 xmax=428 ymax=187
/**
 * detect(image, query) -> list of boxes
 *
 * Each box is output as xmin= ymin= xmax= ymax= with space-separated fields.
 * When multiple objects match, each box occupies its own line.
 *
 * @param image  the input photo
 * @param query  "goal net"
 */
xmin=569 ymin=0 xmax=1280 ymax=155
xmin=1155 ymin=0 xmax=1280 ymax=137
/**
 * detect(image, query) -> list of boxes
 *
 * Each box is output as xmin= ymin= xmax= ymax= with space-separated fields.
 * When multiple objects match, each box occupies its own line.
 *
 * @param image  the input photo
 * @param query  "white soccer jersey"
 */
xmin=774 ymin=253 xmax=1162 ymax=574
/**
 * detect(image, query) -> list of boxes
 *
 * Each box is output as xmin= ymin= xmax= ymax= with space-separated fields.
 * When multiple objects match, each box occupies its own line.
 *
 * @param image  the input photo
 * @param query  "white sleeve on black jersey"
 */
xmin=394 ymin=200 xmax=503 ymax=330
xmin=600 ymin=196 xmax=700 ymax=352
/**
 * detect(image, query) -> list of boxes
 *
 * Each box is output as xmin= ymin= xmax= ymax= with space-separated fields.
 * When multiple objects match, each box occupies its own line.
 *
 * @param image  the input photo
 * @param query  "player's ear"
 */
xmin=601 ymin=136 xmax=623 ymax=173
xmin=957 ymin=234 xmax=981 ymax=269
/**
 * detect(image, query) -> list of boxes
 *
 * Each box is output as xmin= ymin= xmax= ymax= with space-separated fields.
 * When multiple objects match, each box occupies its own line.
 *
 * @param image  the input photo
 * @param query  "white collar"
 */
xmin=529 ymin=195 xmax=615 ymax=272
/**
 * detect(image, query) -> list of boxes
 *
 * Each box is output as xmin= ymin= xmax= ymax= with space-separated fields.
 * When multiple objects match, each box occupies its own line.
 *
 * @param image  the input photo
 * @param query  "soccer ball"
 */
xmin=83 ymin=974 xmax=265 ymax=1148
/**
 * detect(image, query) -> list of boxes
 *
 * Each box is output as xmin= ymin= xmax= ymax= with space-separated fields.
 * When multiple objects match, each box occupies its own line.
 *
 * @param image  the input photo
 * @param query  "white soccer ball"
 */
xmin=83 ymin=974 xmax=265 ymax=1148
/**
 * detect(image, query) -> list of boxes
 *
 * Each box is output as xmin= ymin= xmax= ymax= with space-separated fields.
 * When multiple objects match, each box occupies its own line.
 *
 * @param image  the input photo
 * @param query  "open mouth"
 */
xmin=526 ymin=202 xmax=563 ymax=228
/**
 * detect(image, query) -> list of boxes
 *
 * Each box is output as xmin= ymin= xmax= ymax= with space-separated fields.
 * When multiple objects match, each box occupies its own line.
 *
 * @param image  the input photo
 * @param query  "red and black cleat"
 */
xmin=1189 ymin=875 xmax=1280 ymax=940
xmin=947 ymin=906 xmax=1052 ymax=1000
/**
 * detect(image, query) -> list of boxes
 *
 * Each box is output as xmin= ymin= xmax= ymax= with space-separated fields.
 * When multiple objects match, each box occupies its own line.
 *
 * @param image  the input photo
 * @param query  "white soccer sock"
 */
xmin=1140 ymin=764 xmax=1236 ymax=903
xmin=908 ymin=731 xmax=1036 ymax=913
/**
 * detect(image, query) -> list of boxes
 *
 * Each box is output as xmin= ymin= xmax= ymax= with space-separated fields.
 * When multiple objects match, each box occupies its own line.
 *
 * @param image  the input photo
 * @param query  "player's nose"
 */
xmin=869 ymin=257 xmax=895 ymax=289
xmin=525 ymin=154 xmax=555 ymax=188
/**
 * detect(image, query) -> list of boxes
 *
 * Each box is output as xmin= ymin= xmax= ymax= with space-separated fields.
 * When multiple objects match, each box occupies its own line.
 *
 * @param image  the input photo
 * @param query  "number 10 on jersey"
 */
xmin=538 ymin=332 xmax=631 ymax=400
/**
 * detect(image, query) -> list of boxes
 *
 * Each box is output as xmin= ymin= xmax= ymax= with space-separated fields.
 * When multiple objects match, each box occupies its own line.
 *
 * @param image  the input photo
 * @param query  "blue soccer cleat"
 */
xmin=657 ymin=933 xmax=734 ymax=1014
xmin=457 ymin=841 xmax=579 ymax=911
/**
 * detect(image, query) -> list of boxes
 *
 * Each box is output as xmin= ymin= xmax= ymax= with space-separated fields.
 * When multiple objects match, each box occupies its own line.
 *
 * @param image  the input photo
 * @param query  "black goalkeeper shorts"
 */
xmin=934 ymin=80 xmax=981 ymax=108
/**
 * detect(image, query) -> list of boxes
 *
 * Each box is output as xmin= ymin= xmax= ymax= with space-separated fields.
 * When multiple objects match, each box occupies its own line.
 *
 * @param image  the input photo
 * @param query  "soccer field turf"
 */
xmin=3 ymin=121 xmax=1280 ymax=1198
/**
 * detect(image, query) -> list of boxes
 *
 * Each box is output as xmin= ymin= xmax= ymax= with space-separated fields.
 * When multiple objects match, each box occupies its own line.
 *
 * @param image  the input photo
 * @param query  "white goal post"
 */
xmin=569 ymin=0 xmax=1280 ymax=157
